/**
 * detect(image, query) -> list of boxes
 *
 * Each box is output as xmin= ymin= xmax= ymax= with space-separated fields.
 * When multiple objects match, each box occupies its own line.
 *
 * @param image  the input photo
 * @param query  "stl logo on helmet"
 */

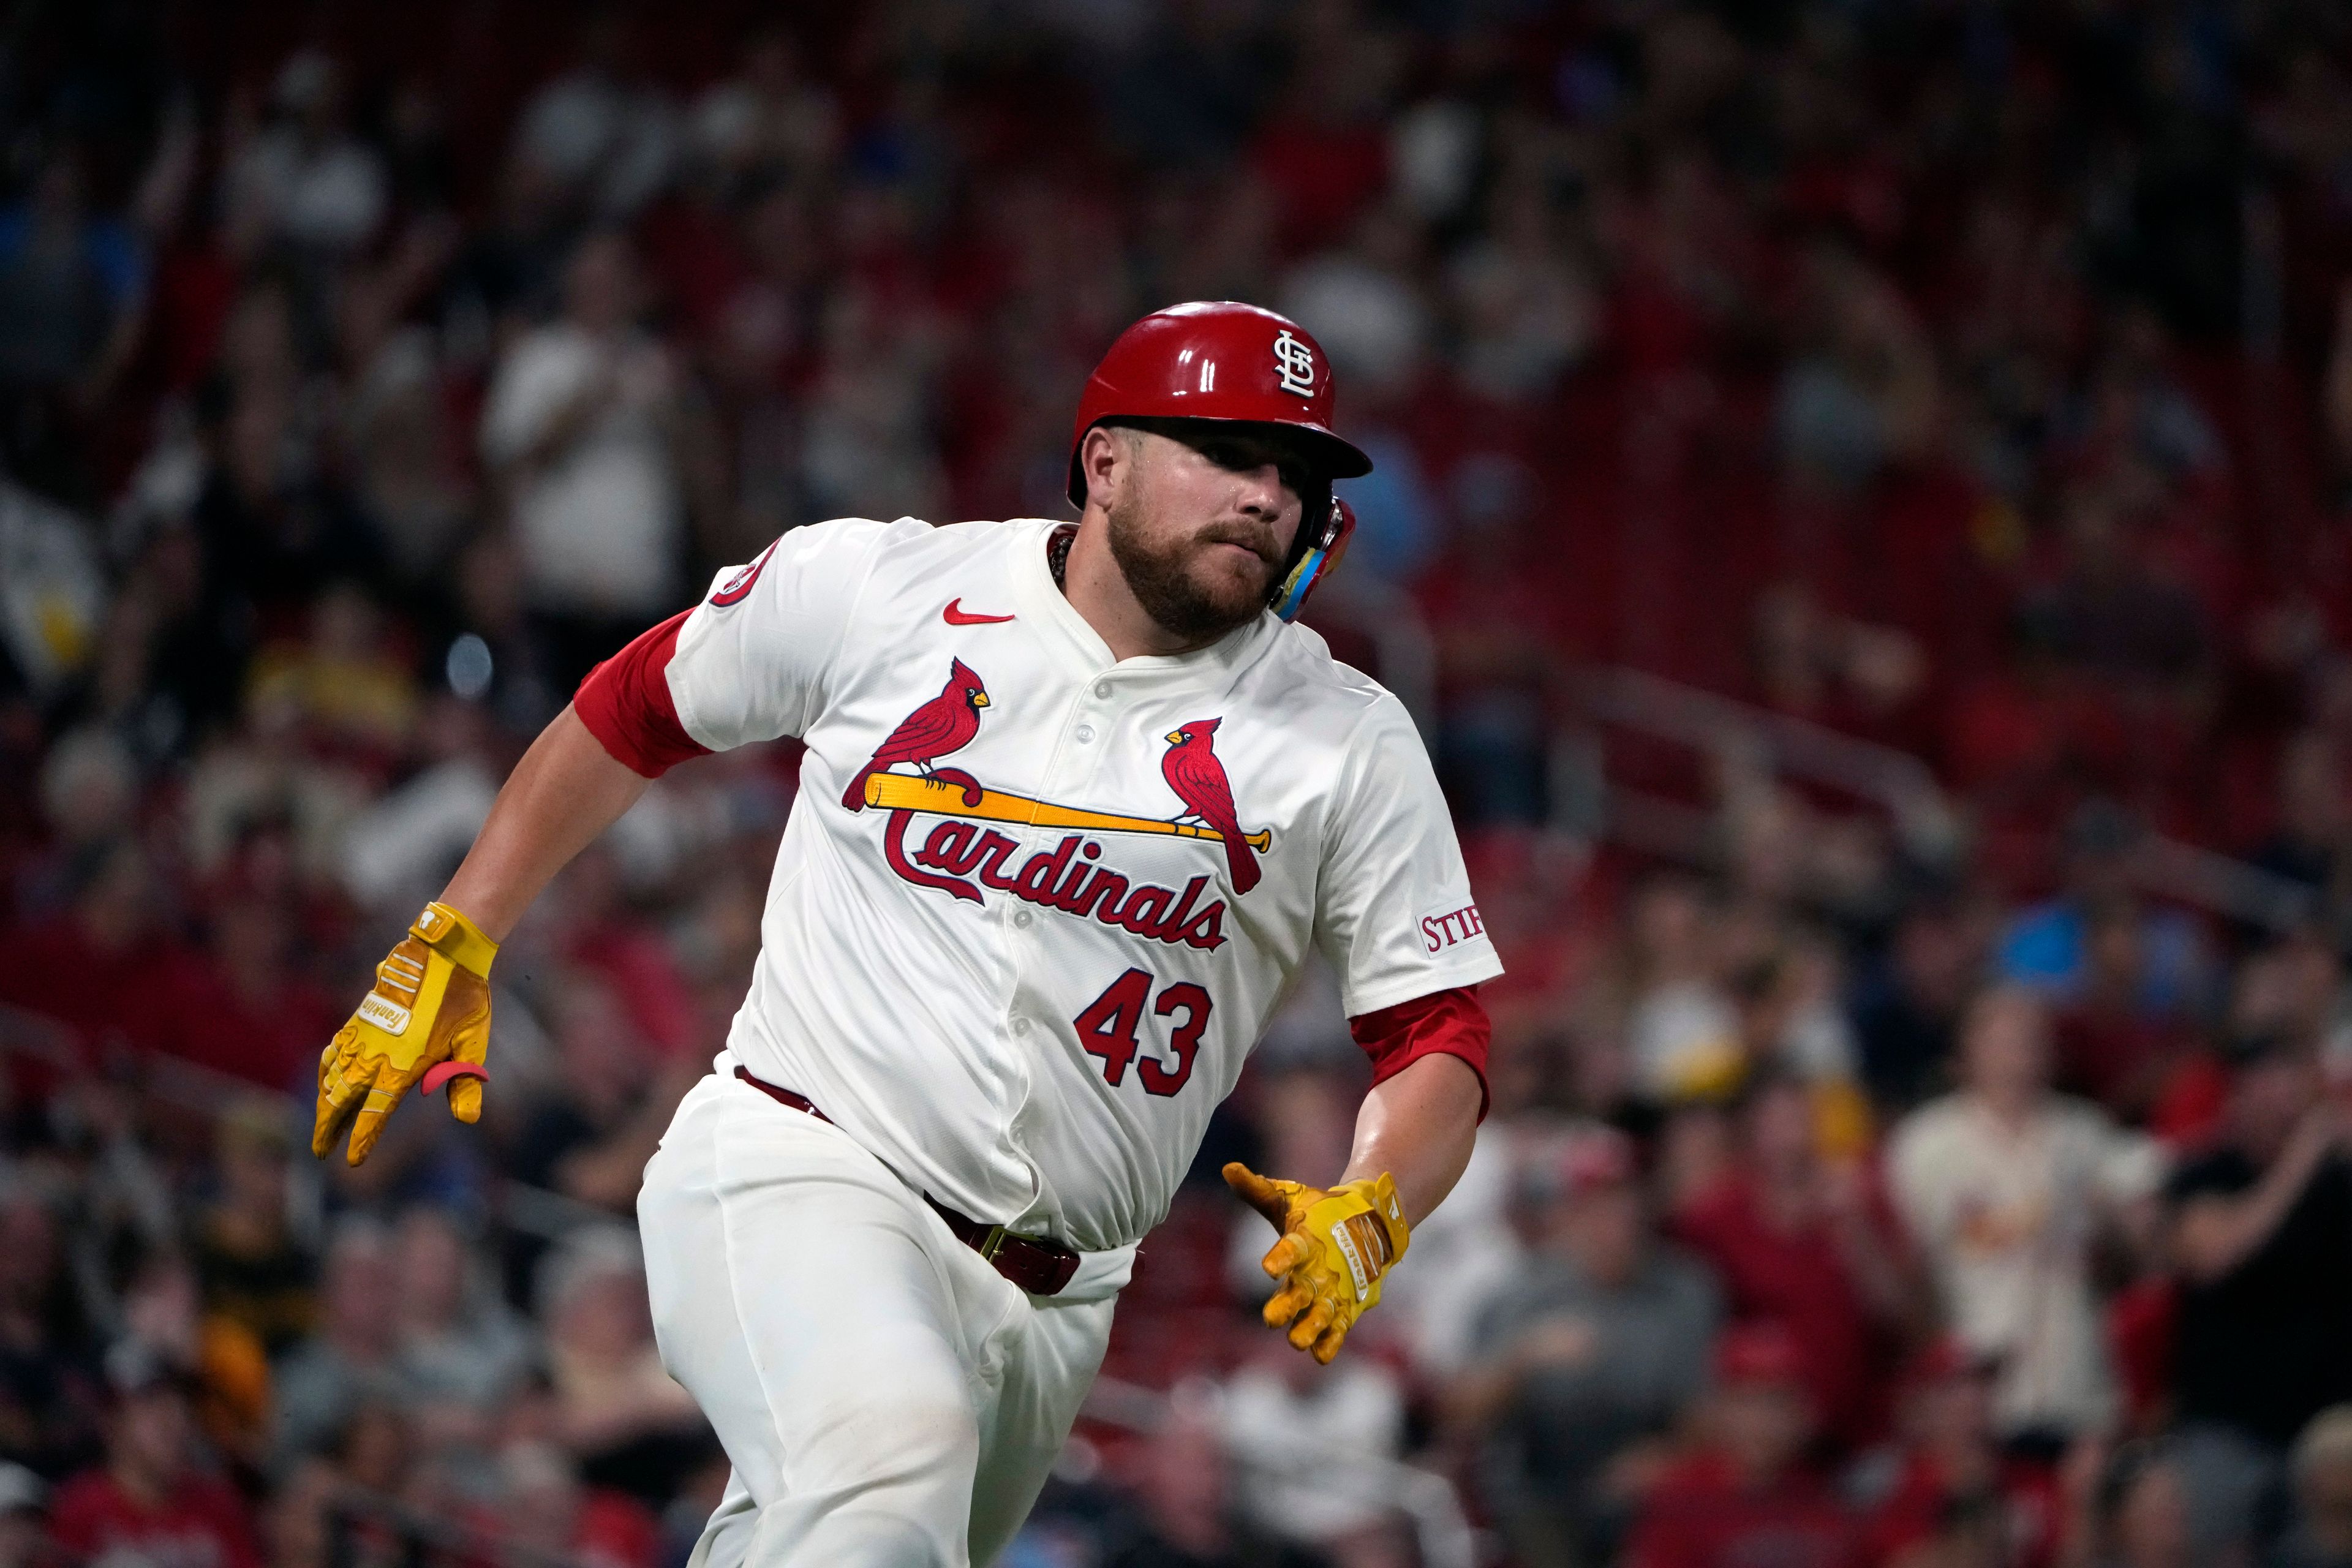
xmin=1271 ymin=329 xmax=1317 ymax=398
xmin=842 ymin=666 xmax=1269 ymax=951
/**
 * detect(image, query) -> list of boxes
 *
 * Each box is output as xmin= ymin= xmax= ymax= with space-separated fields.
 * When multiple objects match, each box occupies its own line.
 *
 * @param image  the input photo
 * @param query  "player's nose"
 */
xmin=1230 ymin=462 xmax=1287 ymax=519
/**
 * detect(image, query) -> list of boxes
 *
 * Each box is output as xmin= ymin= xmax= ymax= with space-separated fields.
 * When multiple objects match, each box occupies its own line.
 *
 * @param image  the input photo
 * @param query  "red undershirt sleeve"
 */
xmin=573 ymin=611 xmax=712 ymax=778
xmin=1348 ymin=984 xmax=1492 ymax=1121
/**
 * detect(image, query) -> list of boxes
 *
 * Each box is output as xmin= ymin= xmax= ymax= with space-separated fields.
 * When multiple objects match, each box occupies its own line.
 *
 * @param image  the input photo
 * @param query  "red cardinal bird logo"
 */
xmin=1161 ymin=717 xmax=1261 ymax=894
xmin=842 ymin=659 xmax=991 ymax=811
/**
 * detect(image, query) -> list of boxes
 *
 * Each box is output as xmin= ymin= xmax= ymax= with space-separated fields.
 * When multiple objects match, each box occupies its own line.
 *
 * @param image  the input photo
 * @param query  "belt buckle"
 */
xmin=978 ymin=1225 xmax=1011 ymax=1262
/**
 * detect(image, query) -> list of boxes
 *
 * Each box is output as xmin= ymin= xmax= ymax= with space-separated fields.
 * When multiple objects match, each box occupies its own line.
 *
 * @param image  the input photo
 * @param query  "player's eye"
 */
xmin=1201 ymin=439 xmax=1292 ymax=483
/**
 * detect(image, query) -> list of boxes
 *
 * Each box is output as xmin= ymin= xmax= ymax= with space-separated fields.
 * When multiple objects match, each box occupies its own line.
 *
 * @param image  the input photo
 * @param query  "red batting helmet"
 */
xmin=1067 ymin=301 xmax=1372 ymax=503
xmin=1068 ymin=301 xmax=1373 ymax=621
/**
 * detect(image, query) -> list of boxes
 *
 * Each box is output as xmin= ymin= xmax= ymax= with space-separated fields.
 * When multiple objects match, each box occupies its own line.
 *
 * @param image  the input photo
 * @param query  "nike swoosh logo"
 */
xmin=943 ymin=599 xmax=1016 ymax=626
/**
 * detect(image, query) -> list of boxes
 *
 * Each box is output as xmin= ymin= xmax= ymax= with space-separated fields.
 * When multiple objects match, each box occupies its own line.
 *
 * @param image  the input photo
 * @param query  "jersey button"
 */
xmin=1074 ymin=724 xmax=1095 ymax=744
xmin=1093 ymin=681 xmax=1112 ymax=699
xmin=1011 ymin=1016 xmax=1032 ymax=1036
xmin=1013 ymin=910 xmax=1033 ymax=929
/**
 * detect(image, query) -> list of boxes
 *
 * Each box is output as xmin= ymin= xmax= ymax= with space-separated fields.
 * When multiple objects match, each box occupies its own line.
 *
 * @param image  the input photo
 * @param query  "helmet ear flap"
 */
xmin=1269 ymin=497 xmax=1355 ymax=623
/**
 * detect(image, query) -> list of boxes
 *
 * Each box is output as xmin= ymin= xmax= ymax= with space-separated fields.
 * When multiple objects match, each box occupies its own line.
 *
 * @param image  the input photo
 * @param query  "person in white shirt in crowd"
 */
xmin=480 ymin=231 xmax=685 ymax=682
xmin=1220 ymin=1341 xmax=1409 ymax=1557
xmin=228 ymin=51 xmax=387 ymax=257
xmin=1888 ymin=985 xmax=2166 ymax=1447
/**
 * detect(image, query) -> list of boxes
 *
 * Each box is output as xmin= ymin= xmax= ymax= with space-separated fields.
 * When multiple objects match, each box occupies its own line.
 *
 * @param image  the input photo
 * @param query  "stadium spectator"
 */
xmin=2059 ymin=1441 xmax=2199 ymax=1568
xmin=1219 ymin=1343 xmax=1408 ymax=1557
xmin=2277 ymin=1408 xmax=2352 ymax=1568
xmin=172 ymin=886 xmax=341 ymax=1096
xmin=0 ymin=839 xmax=183 ymax=1076
xmin=256 ymin=1457 xmax=336 ymax=1568
xmin=268 ymin=1220 xmax=413 ymax=1468
xmin=0 ymin=151 xmax=145 ymax=424
xmin=192 ymin=1099 xmax=317 ymax=1357
xmin=2163 ymin=1035 xmax=2352 ymax=1556
xmin=1670 ymin=1068 xmax=1917 ymax=1450
xmin=2048 ymin=898 xmax=2202 ymax=1120
xmin=480 ymin=230 xmax=687 ymax=682
xmin=486 ymin=1439 xmax=660 ymax=1568
xmin=225 ymin=53 xmax=387 ymax=259
xmin=186 ymin=293 xmax=385 ymax=637
xmin=1619 ymin=874 xmax=1746 ymax=1103
xmin=1099 ymin=1401 xmax=1330 ymax=1568
xmin=0 ymin=1184 xmax=100 ymax=1482
xmin=500 ymin=973 xmax=682 ymax=1215
xmin=2249 ymin=735 xmax=2351 ymax=911
xmin=1861 ymin=1337 xmax=2065 ymax=1568
xmin=2018 ymin=490 xmax=2212 ymax=700
xmin=1847 ymin=893 xmax=1990 ymax=1113
xmin=388 ymin=1205 xmax=529 ymax=1419
xmin=1888 ymin=987 xmax=2165 ymax=1444
xmin=116 ymin=1249 xmax=270 ymax=1471
xmin=1451 ymin=1126 xmax=1721 ymax=1567
xmin=535 ymin=1227 xmax=704 ymax=1504
xmin=1623 ymin=1322 xmax=1863 ymax=1568
xmin=1997 ymin=805 xmax=2210 ymax=1017
xmin=511 ymin=11 xmax=678 ymax=224
xmin=48 ymin=1342 xmax=259 ymax=1568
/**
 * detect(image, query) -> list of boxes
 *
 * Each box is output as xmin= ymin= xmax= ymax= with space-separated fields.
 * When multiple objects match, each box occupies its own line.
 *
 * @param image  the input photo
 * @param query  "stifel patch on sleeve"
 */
xmin=1417 ymin=900 xmax=1487 ymax=956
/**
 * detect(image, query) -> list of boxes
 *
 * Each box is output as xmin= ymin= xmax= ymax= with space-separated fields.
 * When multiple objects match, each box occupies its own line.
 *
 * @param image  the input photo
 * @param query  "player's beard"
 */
xmin=1106 ymin=492 xmax=1280 ymax=644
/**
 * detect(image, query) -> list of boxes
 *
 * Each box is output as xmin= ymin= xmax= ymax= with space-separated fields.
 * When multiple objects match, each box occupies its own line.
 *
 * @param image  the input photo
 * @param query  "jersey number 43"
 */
xmin=1073 ymin=969 xmax=1210 ymax=1097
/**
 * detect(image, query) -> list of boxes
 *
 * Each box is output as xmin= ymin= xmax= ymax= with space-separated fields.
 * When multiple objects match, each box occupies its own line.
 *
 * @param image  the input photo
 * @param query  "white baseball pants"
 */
xmin=638 ymin=1063 xmax=1129 ymax=1568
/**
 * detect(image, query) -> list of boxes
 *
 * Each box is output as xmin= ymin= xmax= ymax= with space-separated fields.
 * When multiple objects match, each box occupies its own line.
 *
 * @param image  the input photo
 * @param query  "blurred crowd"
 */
xmin=2 ymin=1 xmax=2352 ymax=1566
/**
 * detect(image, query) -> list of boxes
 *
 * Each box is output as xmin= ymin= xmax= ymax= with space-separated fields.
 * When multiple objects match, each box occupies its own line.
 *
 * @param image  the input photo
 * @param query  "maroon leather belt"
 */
xmin=732 ymin=1066 xmax=1082 ymax=1297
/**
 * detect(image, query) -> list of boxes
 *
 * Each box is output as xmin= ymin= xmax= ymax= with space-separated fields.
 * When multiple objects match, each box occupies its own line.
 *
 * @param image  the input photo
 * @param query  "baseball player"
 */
xmin=311 ymin=301 xmax=1502 ymax=1567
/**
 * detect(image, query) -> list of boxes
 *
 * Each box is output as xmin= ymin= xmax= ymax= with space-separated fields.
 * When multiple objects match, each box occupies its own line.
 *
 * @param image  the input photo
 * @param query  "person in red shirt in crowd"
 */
xmin=0 ymin=842 xmax=187 ymax=1090
xmin=482 ymin=1441 xmax=658 ymax=1568
xmin=1864 ymin=1338 xmax=2065 ymax=1568
xmin=167 ymin=894 xmax=341 ymax=1096
xmin=1672 ymin=1069 xmax=1920 ymax=1450
xmin=541 ymin=843 xmax=701 ymax=1063
xmin=1626 ymin=1322 xmax=1866 ymax=1568
xmin=2052 ymin=1439 xmax=2198 ymax=1568
xmin=48 ymin=1342 xmax=260 ymax=1568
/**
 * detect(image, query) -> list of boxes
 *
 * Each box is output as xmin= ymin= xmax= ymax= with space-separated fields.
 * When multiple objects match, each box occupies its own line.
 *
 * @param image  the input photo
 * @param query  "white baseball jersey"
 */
xmin=659 ymin=514 xmax=1501 ymax=1252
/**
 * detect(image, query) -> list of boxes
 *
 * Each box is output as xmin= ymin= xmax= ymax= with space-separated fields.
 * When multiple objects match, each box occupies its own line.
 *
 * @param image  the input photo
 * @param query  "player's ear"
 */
xmin=1079 ymin=424 xmax=1131 ymax=513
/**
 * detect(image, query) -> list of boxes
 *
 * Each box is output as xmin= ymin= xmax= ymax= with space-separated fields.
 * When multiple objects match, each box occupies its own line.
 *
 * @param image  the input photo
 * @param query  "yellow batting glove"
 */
xmin=1223 ymin=1161 xmax=1409 ymax=1365
xmin=313 ymin=902 xmax=497 ymax=1167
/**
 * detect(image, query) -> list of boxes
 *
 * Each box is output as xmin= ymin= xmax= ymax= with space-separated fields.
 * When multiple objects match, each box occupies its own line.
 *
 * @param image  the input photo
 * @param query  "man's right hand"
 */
xmin=1223 ymin=1162 xmax=1410 ymax=1364
xmin=312 ymin=902 xmax=498 ymax=1167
